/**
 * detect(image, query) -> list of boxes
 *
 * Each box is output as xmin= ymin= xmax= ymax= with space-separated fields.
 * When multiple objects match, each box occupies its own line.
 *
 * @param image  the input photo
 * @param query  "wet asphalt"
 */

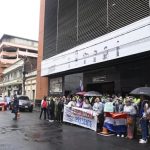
xmin=0 ymin=110 xmax=150 ymax=150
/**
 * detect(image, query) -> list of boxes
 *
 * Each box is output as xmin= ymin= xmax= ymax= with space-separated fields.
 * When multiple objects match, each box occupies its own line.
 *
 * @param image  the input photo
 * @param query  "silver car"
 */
xmin=18 ymin=95 xmax=33 ymax=112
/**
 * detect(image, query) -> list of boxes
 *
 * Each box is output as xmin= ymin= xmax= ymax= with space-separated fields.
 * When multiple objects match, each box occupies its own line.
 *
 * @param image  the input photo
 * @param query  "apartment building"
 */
xmin=0 ymin=34 xmax=38 ymax=96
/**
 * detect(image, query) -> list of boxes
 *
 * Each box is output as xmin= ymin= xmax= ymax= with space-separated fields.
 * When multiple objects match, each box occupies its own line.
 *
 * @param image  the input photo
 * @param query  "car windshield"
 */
xmin=19 ymin=96 xmax=29 ymax=101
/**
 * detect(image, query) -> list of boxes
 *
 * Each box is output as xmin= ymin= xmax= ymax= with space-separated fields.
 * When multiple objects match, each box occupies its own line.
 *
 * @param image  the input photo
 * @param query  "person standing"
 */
xmin=67 ymin=97 xmax=76 ymax=108
xmin=57 ymin=98 xmax=64 ymax=123
xmin=12 ymin=94 xmax=19 ymax=120
xmin=139 ymin=96 xmax=149 ymax=144
xmin=54 ymin=97 xmax=59 ymax=121
xmin=93 ymin=97 xmax=104 ymax=132
xmin=39 ymin=96 xmax=48 ymax=120
xmin=82 ymin=98 xmax=92 ymax=109
xmin=49 ymin=98 xmax=55 ymax=120
xmin=5 ymin=96 xmax=11 ymax=110
xmin=123 ymin=98 xmax=136 ymax=139
xmin=76 ymin=98 xmax=83 ymax=108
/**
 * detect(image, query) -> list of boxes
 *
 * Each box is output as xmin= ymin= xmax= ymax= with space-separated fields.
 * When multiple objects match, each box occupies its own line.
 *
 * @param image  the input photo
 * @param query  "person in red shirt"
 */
xmin=39 ymin=96 xmax=48 ymax=120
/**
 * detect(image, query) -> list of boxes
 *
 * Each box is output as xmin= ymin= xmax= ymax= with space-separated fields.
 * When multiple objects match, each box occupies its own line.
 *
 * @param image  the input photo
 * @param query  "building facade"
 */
xmin=0 ymin=34 xmax=38 ymax=95
xmin=37 ymin=0 xmax=150 ymax=98
xmin=0 ymin=34 xmax=38 ymax=64
xmin=0 ymin=60 xmax=23 ymax=96
xmin=25 ymin=70 xmax=37 ymax=100
xmin=0 ymin=58 xmax=37 ymax=99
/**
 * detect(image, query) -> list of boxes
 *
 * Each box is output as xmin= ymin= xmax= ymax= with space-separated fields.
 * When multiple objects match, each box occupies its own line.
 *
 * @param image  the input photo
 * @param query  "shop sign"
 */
xmin=92 ymin=76 xmax=106 ymax=83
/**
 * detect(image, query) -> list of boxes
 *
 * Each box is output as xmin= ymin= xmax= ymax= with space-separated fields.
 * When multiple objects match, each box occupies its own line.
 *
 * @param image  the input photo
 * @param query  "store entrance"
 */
xmin=86 ymin=82 xmax=114 ymax=95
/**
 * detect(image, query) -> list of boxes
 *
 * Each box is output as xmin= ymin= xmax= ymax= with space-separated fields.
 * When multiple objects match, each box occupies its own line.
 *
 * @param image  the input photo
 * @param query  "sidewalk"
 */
xmin=33 ymin=106 xmax=41 ymax=112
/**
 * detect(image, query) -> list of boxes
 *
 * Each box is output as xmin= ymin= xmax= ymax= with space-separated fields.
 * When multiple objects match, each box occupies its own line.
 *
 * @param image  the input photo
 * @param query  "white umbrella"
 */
xmin=84 ymin=91 xmax=102 ymax=97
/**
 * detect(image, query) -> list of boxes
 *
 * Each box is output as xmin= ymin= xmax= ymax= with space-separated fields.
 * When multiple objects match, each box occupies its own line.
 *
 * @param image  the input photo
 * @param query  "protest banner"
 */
xmin=63 ymin=105 xmax=97 ymax=131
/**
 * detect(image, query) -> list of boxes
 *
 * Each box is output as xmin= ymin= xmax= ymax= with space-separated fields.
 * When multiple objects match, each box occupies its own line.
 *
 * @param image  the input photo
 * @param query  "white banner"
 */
xmin=63 ymin=105 xmax=97 ymax=131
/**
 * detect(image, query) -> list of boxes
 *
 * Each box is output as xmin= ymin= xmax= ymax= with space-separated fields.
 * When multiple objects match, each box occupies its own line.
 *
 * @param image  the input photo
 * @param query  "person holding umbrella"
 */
xmin=139 ymin=96 xmax=149 ymax=144
xmin=130 ymin=86 xmax=150 ymax=143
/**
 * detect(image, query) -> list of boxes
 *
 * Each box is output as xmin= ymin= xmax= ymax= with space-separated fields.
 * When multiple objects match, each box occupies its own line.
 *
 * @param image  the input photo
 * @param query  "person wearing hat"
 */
xmin=123 ymin=98 xmax=136 ymax=139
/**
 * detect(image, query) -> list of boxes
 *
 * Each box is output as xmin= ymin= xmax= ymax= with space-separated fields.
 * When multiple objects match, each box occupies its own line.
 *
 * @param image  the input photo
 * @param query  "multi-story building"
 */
xmin=0 ymin=60 xmax=23 ymax=96
xmin=36 ymin=0 xmax=150 ymax=98
xmin=0 ymin=34 xmax=38 ymax=74
xmin=0 ymin=34 xmax=38 ymax=95
xmin=0 ymin=58 xmax=37 ymax=99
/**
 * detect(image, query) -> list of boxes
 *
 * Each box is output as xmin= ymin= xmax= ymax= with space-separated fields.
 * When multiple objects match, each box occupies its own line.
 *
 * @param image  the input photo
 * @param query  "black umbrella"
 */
xmin=130 ymin=87 xmax=150 ymax=97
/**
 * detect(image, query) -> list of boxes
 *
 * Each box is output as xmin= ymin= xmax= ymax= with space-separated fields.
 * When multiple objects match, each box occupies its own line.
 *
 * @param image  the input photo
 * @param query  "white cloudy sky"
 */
xmin=0 ymin=0 xmax=40 ymax=41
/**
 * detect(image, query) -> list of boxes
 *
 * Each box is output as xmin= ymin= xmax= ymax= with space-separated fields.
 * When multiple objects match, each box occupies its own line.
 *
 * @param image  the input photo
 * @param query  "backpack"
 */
xmin=42 ymin=100 xmax=47 ymax=108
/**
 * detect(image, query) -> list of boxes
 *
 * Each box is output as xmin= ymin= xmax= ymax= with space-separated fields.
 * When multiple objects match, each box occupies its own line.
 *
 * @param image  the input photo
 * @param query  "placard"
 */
xmin=63 ymin=105 xmax=97 ymax=131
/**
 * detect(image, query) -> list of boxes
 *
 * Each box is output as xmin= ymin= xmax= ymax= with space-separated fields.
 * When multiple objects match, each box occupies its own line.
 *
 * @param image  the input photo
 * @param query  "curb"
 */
xmin=33 ymin=107 xmax=41 ymax=112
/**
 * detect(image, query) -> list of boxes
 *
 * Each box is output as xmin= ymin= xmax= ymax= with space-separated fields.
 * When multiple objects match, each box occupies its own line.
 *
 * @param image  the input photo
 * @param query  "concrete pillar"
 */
xmin=36 ymin=0 xmax=48 ymax=99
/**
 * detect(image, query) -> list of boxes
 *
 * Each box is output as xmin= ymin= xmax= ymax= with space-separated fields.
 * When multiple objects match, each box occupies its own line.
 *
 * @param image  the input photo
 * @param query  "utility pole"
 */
xmin=22 ymin=57 xmax=26 ymax=95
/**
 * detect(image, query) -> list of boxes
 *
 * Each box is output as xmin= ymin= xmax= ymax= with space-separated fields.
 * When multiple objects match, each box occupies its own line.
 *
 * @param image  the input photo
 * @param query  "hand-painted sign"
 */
xmin=63 ymin=105 xmax=97 ymax=131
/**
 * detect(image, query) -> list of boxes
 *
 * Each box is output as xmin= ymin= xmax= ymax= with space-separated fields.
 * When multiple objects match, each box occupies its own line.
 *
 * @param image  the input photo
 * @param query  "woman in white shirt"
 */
xmin=67 ymin=97 xmax=76 ymax=108
xmin=82 ymin=98 xmax=92 ymax=109
xmin=93 ymin=97 xmax=104 ymax=132
xmin=123 ymin=98 xmax=136 ymax=139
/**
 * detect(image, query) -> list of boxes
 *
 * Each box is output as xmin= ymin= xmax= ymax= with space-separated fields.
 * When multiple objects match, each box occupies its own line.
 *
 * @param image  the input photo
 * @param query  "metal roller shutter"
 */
xmin=43 ymin=0 xmax=150 ymax=60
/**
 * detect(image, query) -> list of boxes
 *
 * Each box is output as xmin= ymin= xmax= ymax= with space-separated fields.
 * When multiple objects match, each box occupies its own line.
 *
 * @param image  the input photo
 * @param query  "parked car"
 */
xmin=0 ymin=95 xmax=7 ymax=111
xmin=18 ymin=95 xmax=34 ymax=112
xmin=10 ymin=95 xmax=34 ymax=112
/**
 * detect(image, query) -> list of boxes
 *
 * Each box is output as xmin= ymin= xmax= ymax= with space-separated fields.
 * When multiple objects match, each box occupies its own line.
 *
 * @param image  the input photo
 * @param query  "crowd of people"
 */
xmin=39 ymin=94 xmax=150 ymax=144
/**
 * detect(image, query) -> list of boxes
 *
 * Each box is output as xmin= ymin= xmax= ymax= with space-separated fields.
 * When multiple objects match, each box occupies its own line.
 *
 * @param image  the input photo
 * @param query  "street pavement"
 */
xmin=0 ymin=110 xmax=150 ymax=150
